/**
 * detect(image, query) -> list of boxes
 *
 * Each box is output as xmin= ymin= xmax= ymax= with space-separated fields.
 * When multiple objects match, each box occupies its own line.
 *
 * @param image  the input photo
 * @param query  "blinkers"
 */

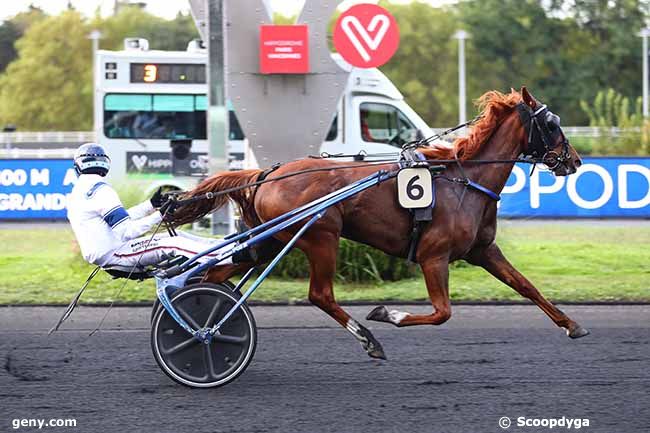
xmin=515 ymin=101 xmax=570 ymax=170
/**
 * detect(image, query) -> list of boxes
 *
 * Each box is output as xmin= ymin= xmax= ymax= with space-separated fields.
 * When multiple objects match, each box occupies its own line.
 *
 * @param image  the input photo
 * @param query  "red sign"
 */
xmin=333 ymin=4 xmax=400 ymax=68
xmin=260 ymin=25 xmax=309 ymax=74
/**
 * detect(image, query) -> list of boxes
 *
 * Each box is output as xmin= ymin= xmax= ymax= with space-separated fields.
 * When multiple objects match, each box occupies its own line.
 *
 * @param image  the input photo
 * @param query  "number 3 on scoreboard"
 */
xmin=397 ymin=168 xmax=433 ymax=209
xmin=143 ymin=64 xmax=157 ymax=82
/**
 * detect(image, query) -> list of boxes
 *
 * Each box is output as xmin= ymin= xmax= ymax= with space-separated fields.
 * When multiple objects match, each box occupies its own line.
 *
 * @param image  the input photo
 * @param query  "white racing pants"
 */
xmin=103 ymin=231 xmax=233 ymax=269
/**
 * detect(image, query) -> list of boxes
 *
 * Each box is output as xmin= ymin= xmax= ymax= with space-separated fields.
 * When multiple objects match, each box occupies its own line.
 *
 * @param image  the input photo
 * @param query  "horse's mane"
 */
xmin=419 ymin=89 xmax=523 ymax=161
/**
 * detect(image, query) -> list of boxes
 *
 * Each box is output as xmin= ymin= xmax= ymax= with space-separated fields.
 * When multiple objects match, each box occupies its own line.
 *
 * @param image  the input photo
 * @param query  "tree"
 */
xmin=378 ymin=1 xmax=463 ymax=126
xmin=0 ymin=6 xmax=47 ymax=73
xmin=458 ymin=0 xmax=588 ymax=123
xmin=97 ymin=7 xmax=198 ymax=51
xmin=580 ymin=88 xmax=649 ymax=155
xmin=545 ymin=0 xmax=648 ymax=125
xmin=0 ymin=11 xmax=93 ymax=130
xmin=0 ymin=21 xmax=20 ymax=73
xmin=9 ymin=5 xmax=47 ymax=33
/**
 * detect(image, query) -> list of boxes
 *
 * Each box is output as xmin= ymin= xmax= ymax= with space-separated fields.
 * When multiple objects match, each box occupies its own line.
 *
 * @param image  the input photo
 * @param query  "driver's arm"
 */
xmin=127 ymin=200 xmax=156 ymax=219
xmin=95 ymin=186 xmax=162 ymax=242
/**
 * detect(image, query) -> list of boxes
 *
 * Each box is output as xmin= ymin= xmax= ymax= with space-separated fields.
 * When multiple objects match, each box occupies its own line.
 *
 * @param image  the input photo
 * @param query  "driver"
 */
xmin=360 ymin=108 xmax=376 ymax=142
xmin=67 ymin=143 xmax=234 ymax=270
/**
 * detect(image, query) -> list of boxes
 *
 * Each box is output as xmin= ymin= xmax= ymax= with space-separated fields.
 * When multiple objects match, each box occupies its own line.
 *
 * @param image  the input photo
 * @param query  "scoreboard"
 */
xmin=129 ymin=63 xmax=206 ymax=84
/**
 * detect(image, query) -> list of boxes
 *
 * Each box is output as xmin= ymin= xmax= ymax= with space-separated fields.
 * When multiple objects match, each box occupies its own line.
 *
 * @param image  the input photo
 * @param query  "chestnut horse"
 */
xmin=172 ymin=88 xmax=589 ymax=359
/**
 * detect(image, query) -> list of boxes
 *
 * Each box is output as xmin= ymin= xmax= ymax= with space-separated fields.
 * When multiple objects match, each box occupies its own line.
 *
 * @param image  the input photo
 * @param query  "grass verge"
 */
xmin=0 ymin=222 xmax=648 ymax=304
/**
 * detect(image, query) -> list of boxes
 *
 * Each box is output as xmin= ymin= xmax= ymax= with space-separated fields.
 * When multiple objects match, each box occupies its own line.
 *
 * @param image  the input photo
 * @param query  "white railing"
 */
xmin=0 ymin=147 xmax=78 ymax=159
xmin=0 ymin=131 xmax=95 ymax=158
xmin=0 ymin=131 xmax=95 ymax=144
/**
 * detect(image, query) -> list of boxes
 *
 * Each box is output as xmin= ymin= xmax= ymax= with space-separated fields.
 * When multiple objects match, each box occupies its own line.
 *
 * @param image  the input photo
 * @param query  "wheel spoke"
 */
xmin=176 ymin=304 xmax=202 ymax=330
xmin=203 ymin=344 xmax=216 ymax=379
xmin=213 ymin=334 xmax=247 ymax=345
xmin=162 ymin=336 xmax=198 ymax=355
xmin=203 ymin=298 xmax=223 ymax=328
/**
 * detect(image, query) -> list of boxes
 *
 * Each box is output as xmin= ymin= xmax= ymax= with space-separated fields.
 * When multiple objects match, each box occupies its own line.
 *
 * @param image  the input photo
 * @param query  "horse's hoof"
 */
xmin=567 ymin=324 xmax=590 ymax=339
xmin=367 ymin=344 xmax=387 ymax=360
xmin=355 ymin=322 xmax=387 ymax=360
xmin=366 ymin=306 xmax=389 ymax=322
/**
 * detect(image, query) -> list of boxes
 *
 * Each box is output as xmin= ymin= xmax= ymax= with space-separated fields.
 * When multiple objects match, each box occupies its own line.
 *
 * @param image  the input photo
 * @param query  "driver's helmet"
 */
xmin=73 ymin=142 xmax=110 ymax=176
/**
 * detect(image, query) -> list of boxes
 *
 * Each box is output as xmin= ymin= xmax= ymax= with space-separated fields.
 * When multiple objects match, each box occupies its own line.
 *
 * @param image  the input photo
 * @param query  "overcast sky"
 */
xmin=0 ymin=0 xmax=455 ymax=23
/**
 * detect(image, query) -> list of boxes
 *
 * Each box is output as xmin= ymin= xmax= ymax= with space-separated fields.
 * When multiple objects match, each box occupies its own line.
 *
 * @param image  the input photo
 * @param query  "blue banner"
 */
xmin=499 ymin=157 xmax=650 ymax=217
xmin=1 ymin=157 xmax=649 ymax=219
xmin=0 ymin=159 xmax=76 ymax=219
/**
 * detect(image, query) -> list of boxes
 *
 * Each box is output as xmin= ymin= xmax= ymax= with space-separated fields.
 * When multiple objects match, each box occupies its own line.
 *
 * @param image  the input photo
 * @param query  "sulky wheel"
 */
xmin=150 ymin=283 xmax=257 ymax=388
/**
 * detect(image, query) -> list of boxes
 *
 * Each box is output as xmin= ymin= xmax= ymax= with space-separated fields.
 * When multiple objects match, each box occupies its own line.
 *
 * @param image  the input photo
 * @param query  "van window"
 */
xmin=325 ymin=114 xmax=338 ymax=141
xmin=359 ymin=102 xmax=416 ymax=147
xmin=103 ymin=93 xmax=244 ymax=140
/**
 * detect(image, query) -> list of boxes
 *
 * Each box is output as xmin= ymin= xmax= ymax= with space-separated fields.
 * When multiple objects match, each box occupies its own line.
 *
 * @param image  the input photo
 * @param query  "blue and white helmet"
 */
xmin=74 ymin=143 xmax=110 ymax=176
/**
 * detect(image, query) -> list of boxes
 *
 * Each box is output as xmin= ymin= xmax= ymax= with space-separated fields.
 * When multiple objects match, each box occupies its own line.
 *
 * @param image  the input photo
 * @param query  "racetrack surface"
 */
xmin=1 ymin=305 xmax=648 ymax=433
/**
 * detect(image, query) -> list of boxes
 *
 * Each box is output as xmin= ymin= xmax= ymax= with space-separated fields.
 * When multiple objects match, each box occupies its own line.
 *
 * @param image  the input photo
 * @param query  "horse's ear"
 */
xmin=521 ymin=86 xmax=536 ymax=108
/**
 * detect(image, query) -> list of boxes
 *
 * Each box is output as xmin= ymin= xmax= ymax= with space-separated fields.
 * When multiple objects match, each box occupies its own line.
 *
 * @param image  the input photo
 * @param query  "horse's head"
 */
xmin=517 ymin=87 xmax=581 ymax=176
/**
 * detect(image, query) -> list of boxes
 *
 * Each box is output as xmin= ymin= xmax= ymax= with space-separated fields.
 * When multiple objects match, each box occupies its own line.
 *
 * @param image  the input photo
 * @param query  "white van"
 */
xmin=319 ymin=54 xmax=433 ymax=158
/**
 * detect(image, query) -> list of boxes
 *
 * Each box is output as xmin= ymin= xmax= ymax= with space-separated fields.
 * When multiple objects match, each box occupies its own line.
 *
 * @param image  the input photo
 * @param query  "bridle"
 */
xmin=515 ymin=101 xmax=571 ymax=171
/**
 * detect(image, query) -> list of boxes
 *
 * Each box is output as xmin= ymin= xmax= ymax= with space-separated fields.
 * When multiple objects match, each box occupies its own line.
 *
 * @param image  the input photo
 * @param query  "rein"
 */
xmin=168 ymin=108 xmax=559 ymax=211
xmin=168 ymin=155 xmax=541 ymax=212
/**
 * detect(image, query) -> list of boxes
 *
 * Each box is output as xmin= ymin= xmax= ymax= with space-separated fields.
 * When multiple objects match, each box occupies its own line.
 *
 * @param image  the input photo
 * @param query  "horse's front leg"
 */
xmin=367 ymin=255 xmax=452 ymax=327
xmin=466 ymin=242 xmax=589 ymax=338
xmin=300 ymin=230 xmax=387 ymax=360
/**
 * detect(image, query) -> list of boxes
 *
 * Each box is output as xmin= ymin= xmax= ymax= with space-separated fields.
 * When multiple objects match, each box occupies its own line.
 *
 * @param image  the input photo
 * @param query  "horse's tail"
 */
xmin=171 ymin=169 xmax=263 ymax=226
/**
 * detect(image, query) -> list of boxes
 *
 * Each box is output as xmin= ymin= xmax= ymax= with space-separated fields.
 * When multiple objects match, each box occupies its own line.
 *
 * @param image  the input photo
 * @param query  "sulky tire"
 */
xmin=150 ymin=283 xmax=257 ymax=388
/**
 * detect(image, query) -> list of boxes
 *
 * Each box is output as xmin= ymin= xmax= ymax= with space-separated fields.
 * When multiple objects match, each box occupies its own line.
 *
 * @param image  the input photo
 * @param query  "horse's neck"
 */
xmin=463 ymin=115 xmax=523 ymax=194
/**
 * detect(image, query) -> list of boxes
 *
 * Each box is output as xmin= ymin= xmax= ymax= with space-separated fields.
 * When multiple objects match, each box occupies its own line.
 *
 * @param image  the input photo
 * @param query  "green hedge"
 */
xmin=272 ymin=239 xmax=471 ymax=283
xmin=272 ymin=239 xmax=418 ymax=283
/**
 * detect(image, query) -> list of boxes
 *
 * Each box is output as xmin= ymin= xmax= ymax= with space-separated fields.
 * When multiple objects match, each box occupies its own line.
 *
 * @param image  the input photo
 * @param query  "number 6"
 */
xmin=406 ymin=175 xmax=424 ymax=200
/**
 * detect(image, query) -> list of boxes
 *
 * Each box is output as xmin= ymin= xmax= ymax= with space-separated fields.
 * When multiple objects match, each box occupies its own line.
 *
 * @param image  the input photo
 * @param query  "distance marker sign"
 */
xmin=333 ymin=3 xmax=400 ymax=68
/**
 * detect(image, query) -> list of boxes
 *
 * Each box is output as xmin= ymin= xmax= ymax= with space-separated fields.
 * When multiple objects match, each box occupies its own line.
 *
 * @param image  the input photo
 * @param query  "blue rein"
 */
xmin=465 ymin=180 xmax=501 ymax=201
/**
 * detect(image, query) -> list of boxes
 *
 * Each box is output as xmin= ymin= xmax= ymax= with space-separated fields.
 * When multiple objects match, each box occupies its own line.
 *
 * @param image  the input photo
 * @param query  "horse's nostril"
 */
xmin=574 ymin=159 xmax=582 ymax=168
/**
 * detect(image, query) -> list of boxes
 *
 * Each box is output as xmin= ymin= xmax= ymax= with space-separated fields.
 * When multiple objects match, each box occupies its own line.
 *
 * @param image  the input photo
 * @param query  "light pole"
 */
xmin=640 ymin=28 xmax=650 ymax=117
xmin=453 ymin=30 xmax=470 ymax=125
xmin=88 ymin=30 xmax=102 ymax=138
xmin=207 ymin=0 xmax=231 ymax=234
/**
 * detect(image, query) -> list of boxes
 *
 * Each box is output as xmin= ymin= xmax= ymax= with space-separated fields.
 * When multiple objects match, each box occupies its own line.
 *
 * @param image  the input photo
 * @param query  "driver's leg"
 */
xmin=104 ymin=234 xmax=169 ymax=268
xmin=110 ymin=234 xmax=233 ymax=267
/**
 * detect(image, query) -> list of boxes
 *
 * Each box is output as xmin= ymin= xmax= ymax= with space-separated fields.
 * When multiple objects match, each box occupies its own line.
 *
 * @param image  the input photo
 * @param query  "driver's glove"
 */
xmin=150 ymin=187 xmax=165 ymax=209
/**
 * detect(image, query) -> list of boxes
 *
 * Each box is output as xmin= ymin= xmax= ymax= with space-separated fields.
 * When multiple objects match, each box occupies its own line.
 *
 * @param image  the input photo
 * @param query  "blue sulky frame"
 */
xmin=154 ymin=169 xmax=395 ymax=344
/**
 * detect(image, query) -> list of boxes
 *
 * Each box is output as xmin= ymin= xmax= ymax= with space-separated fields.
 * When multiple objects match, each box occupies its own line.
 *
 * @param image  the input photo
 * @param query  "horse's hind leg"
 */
xmin=301 ymin=231 xmax=387 ymax=360
xmin=367 ymin=256 xmax=452 ymax=327
xmin=467 ymin=242 xmax=589 ymax=338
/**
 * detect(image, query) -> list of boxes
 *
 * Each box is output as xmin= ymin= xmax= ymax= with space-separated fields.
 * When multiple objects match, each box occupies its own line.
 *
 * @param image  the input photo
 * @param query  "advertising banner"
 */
xmin=0 ymin=159 xmax=75 ymax=219
xmin=499 ymin=157 xmax=650 ymax=217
